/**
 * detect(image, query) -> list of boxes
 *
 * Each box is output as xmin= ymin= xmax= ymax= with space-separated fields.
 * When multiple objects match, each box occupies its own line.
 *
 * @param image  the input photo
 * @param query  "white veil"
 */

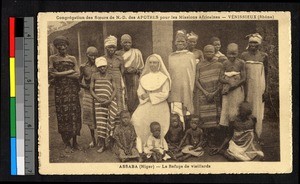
xmin=140 ymin=54 xmax=171 ymax=91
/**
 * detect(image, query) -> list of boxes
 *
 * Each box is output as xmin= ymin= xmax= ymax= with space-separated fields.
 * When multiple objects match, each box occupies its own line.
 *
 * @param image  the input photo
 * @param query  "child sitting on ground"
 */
xmin=112 ymin=110 xmax=142 ymax=162
xmin=176 ymin=116 xmax=204 ymax=161
xmin=144 ymin=122 xmax=171 ymax=162
xmin=210 ymin=101 xmax=264 ymax=161
xmin=165 ymin=114 xmax=184 ymax=161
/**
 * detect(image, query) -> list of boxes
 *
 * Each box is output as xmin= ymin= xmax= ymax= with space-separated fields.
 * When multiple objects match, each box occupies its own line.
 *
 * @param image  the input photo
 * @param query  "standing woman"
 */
xmin=131 ymin=54 xmax=171 ymax=154
xmin=168 ymin=30 xmax=197 ymax=128
xmin=194 ymin=45 xmax=223 ymax=128
xmin=241 ymin=33 xmax=268 ymax=141
xmin=49 ymin=36 xmax=82 ymax=153
xmin=116 ymin=34 xmax=144 ymax=114
xmin=187 ymin=31 xmax=204 ymax=64
xmin=103 ymin=35 xmax=126 ymax=114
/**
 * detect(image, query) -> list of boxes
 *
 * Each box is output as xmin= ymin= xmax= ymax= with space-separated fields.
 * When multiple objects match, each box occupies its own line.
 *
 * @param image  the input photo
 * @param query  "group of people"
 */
xmin=49 ymin=29 xmax=267 ymax=162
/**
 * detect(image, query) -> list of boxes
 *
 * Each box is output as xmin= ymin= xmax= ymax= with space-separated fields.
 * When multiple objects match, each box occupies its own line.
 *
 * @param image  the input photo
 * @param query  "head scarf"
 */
xmin=246 ymin=33 xmax=263 ymax=44
xmin=104 ymin=35 xmax=117 ymax=47
xmin=140 ymin=54 xmax=171 ymax=91
xmin=175 ymin=29 xmax=187 ymax=40
xmin=95 ymin=57 xmax=107 ymax=67
xmin=121 ymin=34 xmax=132 ymax=43
xmin=53 ymin=36 xmax=69 ymax=47
xmin=187 ymin=31 xmax=198 ymax=41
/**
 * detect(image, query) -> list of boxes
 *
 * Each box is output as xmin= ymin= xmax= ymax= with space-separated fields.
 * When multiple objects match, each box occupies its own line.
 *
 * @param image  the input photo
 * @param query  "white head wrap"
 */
xmin=104 ymin=35 xmax=117 ymax=47
xmin=187 ymin=31 xmax=198 ymax=40
xmin=95 ymin=57 xmax=107 ymax=67
xmin=121 ymin=34 xmax=132 ymax=43
xmin=247 ymin=33 xmax=263 ymax=44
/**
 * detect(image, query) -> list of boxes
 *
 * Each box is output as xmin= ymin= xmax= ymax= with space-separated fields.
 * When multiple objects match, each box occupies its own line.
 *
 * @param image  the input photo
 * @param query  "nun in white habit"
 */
xmin=131 ymin=54 xmax=171 ymax=153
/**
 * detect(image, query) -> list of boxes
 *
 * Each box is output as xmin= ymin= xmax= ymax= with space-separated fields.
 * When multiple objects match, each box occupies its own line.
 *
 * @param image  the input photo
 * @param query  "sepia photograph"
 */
xmin=38 ymin=12 xmax=292 ymax=174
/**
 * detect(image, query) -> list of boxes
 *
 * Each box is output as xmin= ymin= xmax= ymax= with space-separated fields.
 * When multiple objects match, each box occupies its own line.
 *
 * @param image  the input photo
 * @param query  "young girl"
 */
xmin=219 ymin=43 xmax=246 ymax=129
xmin=144 ymin=122 xmax=171 ymax=162
xmin=113 ymin=111 xmax=141 ymax=162
xmin=90 ymin=57 xmax=118 ymax=153
xmin=210 ymin=101 xmax=264 ymax=161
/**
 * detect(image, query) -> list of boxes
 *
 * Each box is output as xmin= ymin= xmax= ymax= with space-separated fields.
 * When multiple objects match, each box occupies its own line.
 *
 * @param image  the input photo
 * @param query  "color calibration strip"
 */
xmin=9 ymin=17 xmax=35 ymax=175
xmin=9 ymin=17 xmax=17 ymax=175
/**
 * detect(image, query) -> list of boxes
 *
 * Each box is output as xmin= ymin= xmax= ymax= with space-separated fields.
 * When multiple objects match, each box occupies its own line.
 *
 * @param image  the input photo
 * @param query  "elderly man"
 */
xmin=116 ymin=34 xmax=144 ymax=114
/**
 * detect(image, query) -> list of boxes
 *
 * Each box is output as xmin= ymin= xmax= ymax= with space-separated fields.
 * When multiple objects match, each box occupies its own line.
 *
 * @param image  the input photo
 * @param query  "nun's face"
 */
xmin=248 ymin=41 xmax=259 ymax=51
xmin=148 ymin=57 xmax=160 ymax=72
xmin=122 ymin=40 xmax=132 ymax=51
xmin=56 ymin=42 xmax=68 ymax=55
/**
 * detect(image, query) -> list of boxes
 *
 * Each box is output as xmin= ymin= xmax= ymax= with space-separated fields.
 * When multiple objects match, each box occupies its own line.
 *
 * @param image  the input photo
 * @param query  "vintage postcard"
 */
xmin=38 ymin=12 xmax=292 ymax=175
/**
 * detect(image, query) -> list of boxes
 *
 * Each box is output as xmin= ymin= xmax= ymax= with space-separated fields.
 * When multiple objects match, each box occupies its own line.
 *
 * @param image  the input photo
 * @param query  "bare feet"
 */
xmin=97 ymin=146 xmax=105 ymax=153
xmin=73 ymin=143 xmax=83 ymax=151
xmin=64 ymin=145 xmax=73 ymax=153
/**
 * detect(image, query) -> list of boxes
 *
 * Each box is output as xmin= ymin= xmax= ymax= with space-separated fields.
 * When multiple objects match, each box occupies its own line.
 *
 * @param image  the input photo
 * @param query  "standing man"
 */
xmin=116 ymin=34 xmax=144 ymax=114
xmin=168 ymin=30 xmax=197 ymax=129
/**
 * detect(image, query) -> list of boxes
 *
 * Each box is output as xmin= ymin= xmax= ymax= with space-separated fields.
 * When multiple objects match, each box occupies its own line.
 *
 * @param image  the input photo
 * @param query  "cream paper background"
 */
xmin=38 ymin=12 xmax=292 ymax=175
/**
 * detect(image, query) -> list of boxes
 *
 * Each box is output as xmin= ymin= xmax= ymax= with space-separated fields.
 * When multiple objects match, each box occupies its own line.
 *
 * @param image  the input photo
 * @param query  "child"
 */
xmin=90 ymin=57 xmax=119 ymax=153
xmin=144 ymin=122 xmax=171 ymax=162
xmin=210 ymin=101 xmax=264 ymax=161
xmin=210 ymin=37 xmax=227 ymax=63
xmin=219 ymin=43 xmax=246 ymax=127
xmin=79 ymin=46 xmax=99 ymax=148
xmin=165 ymin=114 xmax=184 ymax=160
xmin=177 ymin=116 xmax=204 ymax=161
xmin=113 ymin=111 xmax=142 ymax=162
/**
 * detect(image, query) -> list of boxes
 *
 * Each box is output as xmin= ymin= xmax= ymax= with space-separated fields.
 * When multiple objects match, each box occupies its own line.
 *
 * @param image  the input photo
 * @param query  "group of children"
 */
xmin=51 ymin=31 xmax=266 ymax=163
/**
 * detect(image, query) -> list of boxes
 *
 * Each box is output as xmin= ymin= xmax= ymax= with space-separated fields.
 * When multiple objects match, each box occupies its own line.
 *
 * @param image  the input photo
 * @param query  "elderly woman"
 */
xmin=131 ymin=54 xmax=171 ymax=154
xmin=241 ymin=33 xmax=269 ymax=141
xmin=116 ymin=34 xmax=144 ymax=114
xmin=48 ymin=36 xmax=81 ymax=153
xmin=168 ymin=30 xmax=197 ymax=129
xmin=103 ymin=35 xmax=126 ymax=114
xmin=187 ymin=31 xmax=204 ymax=64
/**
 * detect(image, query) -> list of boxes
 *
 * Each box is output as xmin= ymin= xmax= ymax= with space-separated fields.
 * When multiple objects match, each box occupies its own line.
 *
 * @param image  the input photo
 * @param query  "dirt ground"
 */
xmin=48 ymin=89 xmax=280 ymax=163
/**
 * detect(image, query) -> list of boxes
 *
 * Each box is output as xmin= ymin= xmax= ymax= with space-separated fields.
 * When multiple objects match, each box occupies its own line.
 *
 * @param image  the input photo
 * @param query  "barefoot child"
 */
xmin=113 ymin=111 xmax=141 ymax=162
xmin=165 ymin=114 xmax=184 ymax=160
xmin=144 ymin=122 xmax=171 ymax=162
xmin=79 ymin=47 xmax=99 ymax=148
xmin=90 ymin=57 xmax=118 ymax=153
xmin=177 ymin=117 xmax=204 ymax=161
xmin=210 ymin=101 xmax=264 ymax=161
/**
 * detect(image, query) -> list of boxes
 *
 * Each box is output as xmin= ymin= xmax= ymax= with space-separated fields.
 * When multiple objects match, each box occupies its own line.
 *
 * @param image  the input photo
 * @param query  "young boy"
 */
xmin=177 ymin=116 xmax=204 ymax=161
xmin=144 ymin=122 xmax=171 ymax=162
xmin=90 ymin=57 xmax=118 ymax=153
xmin=165 ymin=114 xmax=184 ymax=161
xmin=79 ymin=46 xmax=99 ymax=148
xmin=113 ymin=110 xmax=141 ymax=162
